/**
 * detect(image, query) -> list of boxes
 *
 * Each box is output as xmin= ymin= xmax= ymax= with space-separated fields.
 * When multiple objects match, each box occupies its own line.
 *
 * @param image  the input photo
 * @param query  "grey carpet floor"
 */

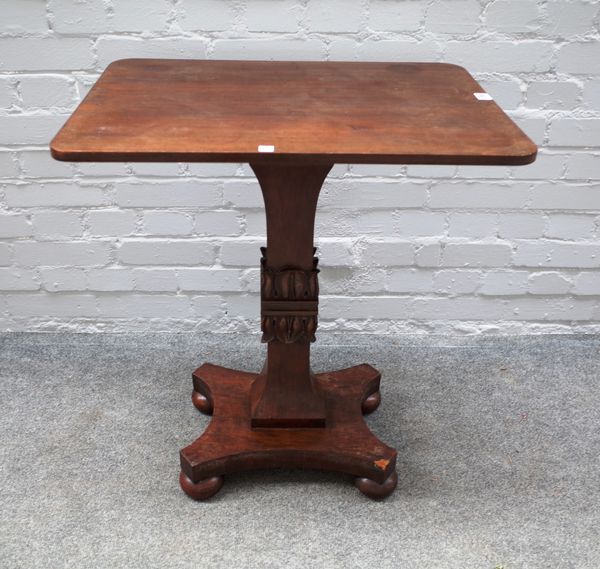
xmin=1 ymin=333 xmax=599 ymax=569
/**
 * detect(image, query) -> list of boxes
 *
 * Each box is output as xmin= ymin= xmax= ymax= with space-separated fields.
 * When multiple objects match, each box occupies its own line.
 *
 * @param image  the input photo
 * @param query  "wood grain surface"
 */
xmin=51 ymin=59 xmax=537 ymax=165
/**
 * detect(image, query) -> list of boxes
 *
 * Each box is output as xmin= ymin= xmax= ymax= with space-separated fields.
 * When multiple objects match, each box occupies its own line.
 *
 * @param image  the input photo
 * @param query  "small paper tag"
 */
xmin=474 ymin=92 xmax=493 ymax=101
xmin=258 ymin=144 xmax=275 ymax=153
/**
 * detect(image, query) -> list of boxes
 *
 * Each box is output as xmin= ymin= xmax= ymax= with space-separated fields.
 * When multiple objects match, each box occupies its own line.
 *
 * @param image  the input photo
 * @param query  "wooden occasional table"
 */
xmin=51 ymin=59 xmax=536 ymax=500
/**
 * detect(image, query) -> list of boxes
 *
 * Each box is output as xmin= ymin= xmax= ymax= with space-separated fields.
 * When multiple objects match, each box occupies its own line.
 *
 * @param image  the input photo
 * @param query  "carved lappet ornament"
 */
xmin=260 ymin=247 xmax=319 ymax=344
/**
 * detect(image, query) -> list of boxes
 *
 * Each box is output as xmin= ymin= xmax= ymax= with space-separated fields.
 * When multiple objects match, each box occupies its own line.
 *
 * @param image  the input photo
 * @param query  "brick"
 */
xmin=530 ymin=184 xmax=600 ymax=210
xmin=0 ymin=214 xmax=32 ymax=238
xmin=5 ymin=294 xmax=98 ymax=317
xmin=178 ymin=268 xmax=243 ymax=292
xmin=19 ymin=150 xmax=75 ymax=178
xmin=41 ymin=268 xmax=87 ymax=291
xmin=427 ymin=0 xmax=481 ymax=34
xmin=321 ymin=296 xmax=413 ymax=320
xmin=394 ymin=212 xmax=446 ymax=237
xmin=350 ymin=164 xmax=403 ymax=177
xmin=556 ymin=43 xmax=600 ymax=75
xmin=511 ymin=116 xmax=546 ymax=146
xmin=511 ymin=153 xmax=566 ymax=181
xmin=15 ymin=241 xmax=111 ymax=267
xmin=97 ymin=294 xmax=191 ymax=319
xmin=387 ymin=269 xmax=432 ymax=293
xmin=0 ymin=244 xmax=11 ymax=266
xmin=526 ymin=81 xmax=580 ymax=110
xmin=479 ymin=271 xmax=529 ymax=295
xmin=129 ymin=162 xmax=181 ymax=177
xmin=406 ymin=165 xmax=456 ymax=178
xmin=546 ymin=215 xmax=595 ymax=240
xmin=572 ymin=272 xmax=600 ymax=296
xmin=96 ymin=38 xmax=208 ymax=68
xmin=498 ymin=214 xmax=545 ymax=239
xmin=49 ymin=0 xmax=110 ymax=34
xmin=360 ymin=40 xmax=440 ymax=62
xmin=0 ymin=269 xmax=39 ymax=291
xmin=19 ymin=75 xmax=78 ymax=109
xmin=315 ymin=240 xmax=356 ymax=267
xmin=246 ymin=0 xmax=300 ymax=32
xmin=510 ymin=298 xmax=596 ymax=321
xmin=477 ymin=79 xmax=522 ymax=110
xmin=0 ymin=115 xmax=70 ymax=145
xmin=223 ymin=294 xmax=259 ymax=319
xmin=190 ymin=295 xmax=224 ymax=319
xmin=565 ymin=154 xmax=600 ymax=180
xmin=513 ymin=241 xmax=600 ymax=268
xmin=0 ymin=152 xmax=19 ymax=178
xmin=454 ymin=165 xmax=512 ymax=180
xmin=306 ymin=0 xmax=363 ymax=32
xmin=411 ymin=297 xmax=508 ymax=320
xmin=445 ymin=41 xmax=553 ymax=73
xmin=543 ymin=1 xmax=599 ymax=37
xmin=368 ymin=0 xmax=427 ymax=32
xmin=528 ymin=272 xmax=572 ymax=295
xmin=112 ymin=0 xmax=171 ymax=32
xmin=448 ymin=213 xmax=497 ymax=238
xmin=1 ymin=1 xmax=48 ymax=33
xmin=223 ymin=180 xmax=262 ymax=208
xmin=0 ymin=39 xmax=94 ymax=71
xmin=328 ymin=39 xmax=359 ymax=61
xmin=583 ymin=80 xmax=600 ymax=111
xmin=0 ymin=78 xmax=17 ymax=109
xmin=353 ymin=211 xmax=395 ymax=235
xmin=359 ymin=240 xmax=413 ymax=267
xmin=548 ymin=119 xmax=600 ymax=147
xmin=142 ymin=212 xmax=194 ymax=236
xmin=443 ymin=243 xmax=512 ymax=267
xmin=433 ymin=270 xmax=481 ymax=294
xmin=322 ymin=181 xmax=427 ymax=209
xmin=118 ymin=240 xmax=214 ymax=265
xmin=87 ymin=268 xmax=134 ymax=291
xmin=195 ymin=211 xmax=242 ymax=237
xmin=88 ymin=210 xmax=137 ymax=236
xmin=429 ymin=182 xmax=529 ymax=209
xmin=178 ymin=0 xmax=235 ymax=31
xmin=220 ymin=239 xmax=263 ymax=266
xmin=76 ymin=162 xmax=130 ymax=177
xmin=132 ymin=268 xmax=177 ymax=292
xmin=485 ymin=0 xmax=540 ymax=32
xmin=212 ymin=39 xmax=325 ymax=61
xmin=187 ymin=163 xmax=239 ymax=177
xmin=5 ymin=183 xmax=107 ymax=207
xmin=415 ymin=244 xmax=442 ymax=267
xmin=115 ymin=182 xmax=221 ymax=207
xmin=32 ymin=211 xmax=84 ymax=239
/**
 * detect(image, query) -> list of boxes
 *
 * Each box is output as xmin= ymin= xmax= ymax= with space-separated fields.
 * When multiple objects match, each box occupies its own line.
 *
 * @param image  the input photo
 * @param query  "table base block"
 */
xmin=180 ymin=362 xmax=398 ymax=500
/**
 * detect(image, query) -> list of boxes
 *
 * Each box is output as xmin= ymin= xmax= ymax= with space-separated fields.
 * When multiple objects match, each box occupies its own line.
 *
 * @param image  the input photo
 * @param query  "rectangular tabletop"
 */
xmin=51 ymin=59 xmax=536 ymax=166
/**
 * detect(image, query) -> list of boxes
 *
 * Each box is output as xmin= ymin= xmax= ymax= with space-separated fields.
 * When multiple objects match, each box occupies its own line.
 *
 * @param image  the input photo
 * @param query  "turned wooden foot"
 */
xmin=191 ymin=389 xmax=213 ymax=415
xmin=179 ymin=471 xmax=223 ymax=500
xmin=355 ymin=469 xmax=398 ymax=499
xmin=362 ymin=390 xmax=381 ymax=415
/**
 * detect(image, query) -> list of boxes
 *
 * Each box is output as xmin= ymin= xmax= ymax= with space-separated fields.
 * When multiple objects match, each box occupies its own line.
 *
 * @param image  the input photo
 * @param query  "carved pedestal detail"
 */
xmin=260 ymin=247 xmax=319 ymax=344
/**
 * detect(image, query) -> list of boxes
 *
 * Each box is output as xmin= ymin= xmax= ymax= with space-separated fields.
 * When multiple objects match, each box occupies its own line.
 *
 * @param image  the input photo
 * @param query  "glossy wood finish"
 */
xmin=181 ymin=362 xmax=396 ymax=499
xmin=51 ymin=59 xmax=537 ymax=166
xmin=51 ymin=59 xmax=538 ymax=500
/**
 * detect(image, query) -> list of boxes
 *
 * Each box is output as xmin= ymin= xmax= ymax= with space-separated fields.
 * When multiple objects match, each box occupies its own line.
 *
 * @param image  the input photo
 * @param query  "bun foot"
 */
xmin=179 ymin=471 xmax=223 ymax=500
xmin=362 ymin=390 xmax=381 ymax=415
xmin=192 ymin=390 xmax=213 ymax=415
xmin=355 ymin=469 xmax=398 ymax=499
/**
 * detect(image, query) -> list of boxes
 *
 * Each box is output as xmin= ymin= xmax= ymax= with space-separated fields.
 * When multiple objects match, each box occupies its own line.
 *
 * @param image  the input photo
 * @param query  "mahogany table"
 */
xmin=51 ymin=59 xmax=536 ymax=500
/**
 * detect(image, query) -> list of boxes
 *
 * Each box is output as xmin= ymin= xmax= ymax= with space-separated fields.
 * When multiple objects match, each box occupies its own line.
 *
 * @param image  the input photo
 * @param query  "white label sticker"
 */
xmin=258 ymin=145 xmax=275 ymax=153
xmin=474 ymin=92 xmax=493 ymax=101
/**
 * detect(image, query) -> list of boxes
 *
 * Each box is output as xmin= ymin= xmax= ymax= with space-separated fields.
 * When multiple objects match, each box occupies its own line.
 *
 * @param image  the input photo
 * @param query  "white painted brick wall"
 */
xmin=0 ymin=0 xmax=599 ymax=334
